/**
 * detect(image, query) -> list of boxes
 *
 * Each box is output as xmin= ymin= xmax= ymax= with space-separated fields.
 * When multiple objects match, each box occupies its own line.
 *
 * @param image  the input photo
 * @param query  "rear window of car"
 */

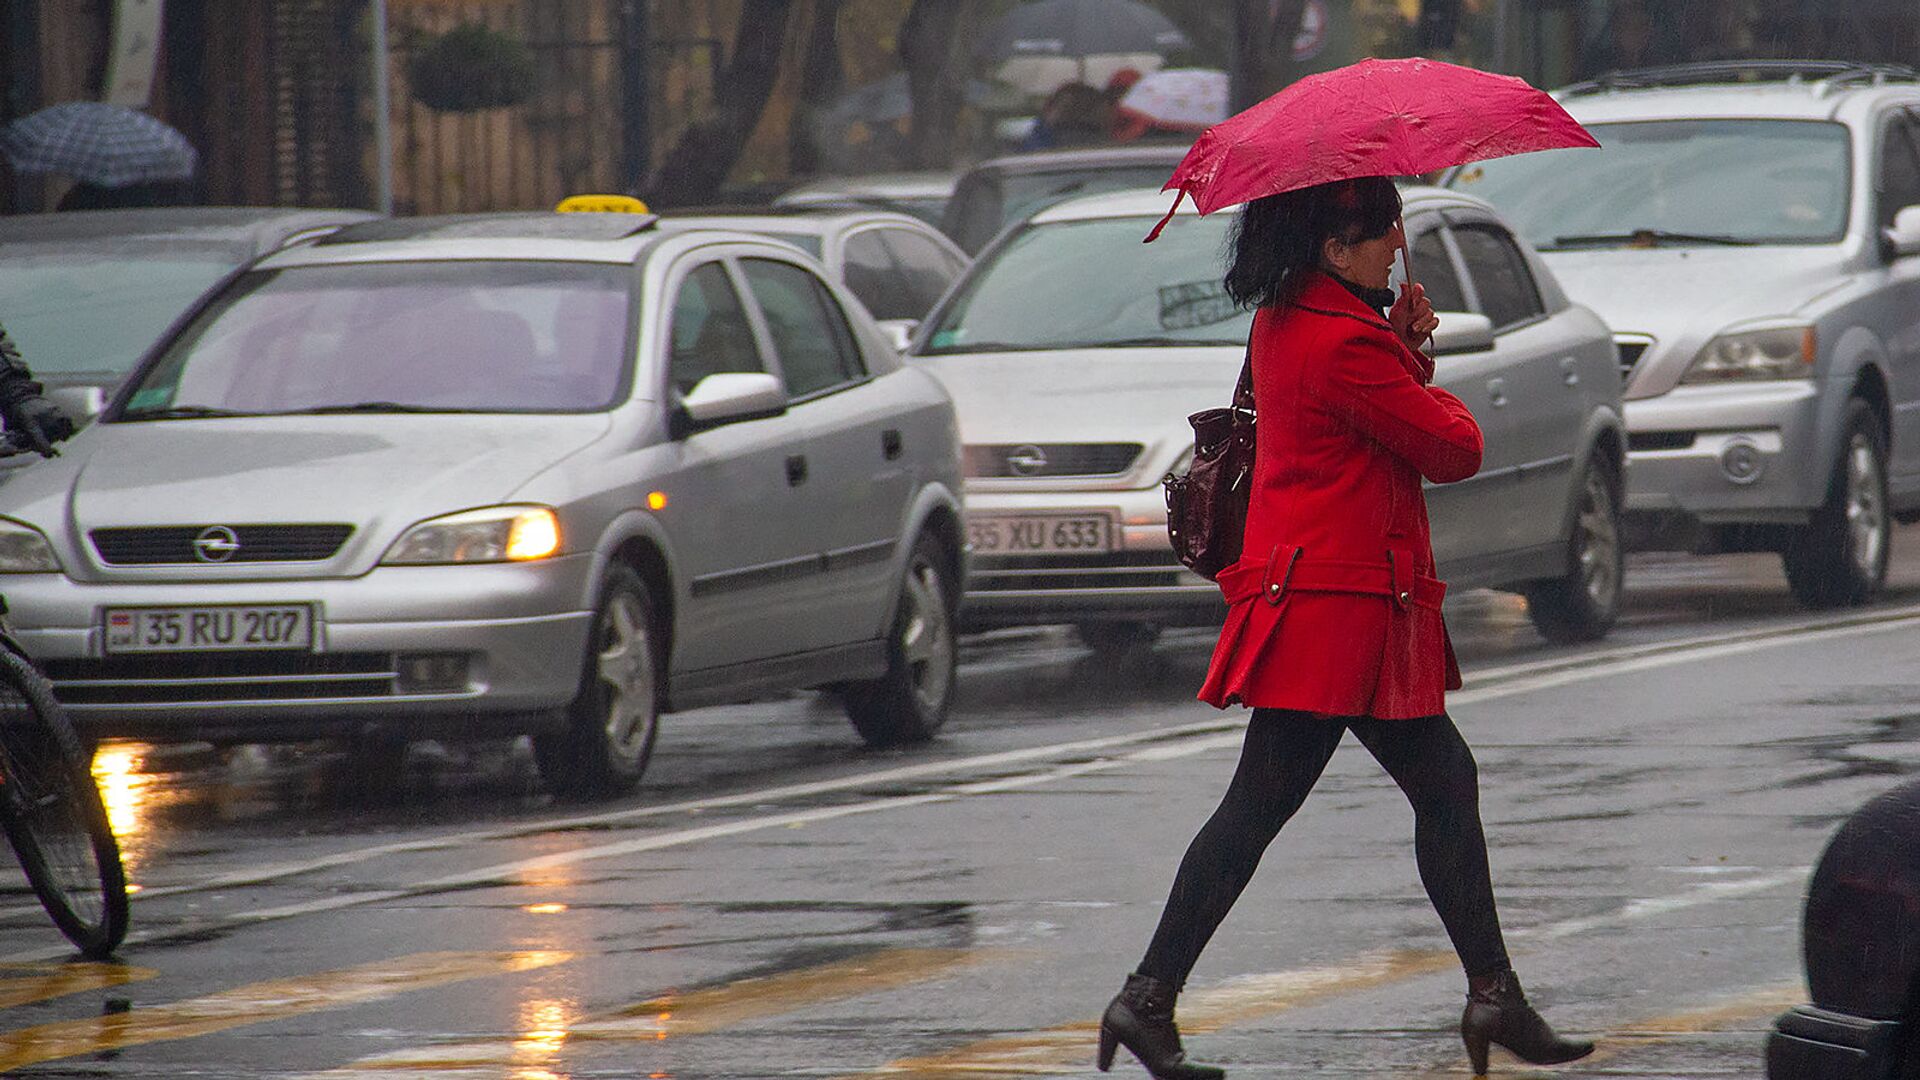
xmin=923 ymin=213 xmax=1248 ymax=353
xmin=0 ymin=241 xmax=243 ymax=380
xmin=118 ymin=260 xmax=634 ymax=418
xmin=1450 ymin=119 xmax=1852 ymax=247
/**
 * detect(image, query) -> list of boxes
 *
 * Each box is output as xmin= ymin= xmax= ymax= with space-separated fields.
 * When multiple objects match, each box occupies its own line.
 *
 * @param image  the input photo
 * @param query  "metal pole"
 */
xmin=370 ymin=0 xmax=393 ymax=214
xmin=1494 ymin=0 xmax=1511 ymax=74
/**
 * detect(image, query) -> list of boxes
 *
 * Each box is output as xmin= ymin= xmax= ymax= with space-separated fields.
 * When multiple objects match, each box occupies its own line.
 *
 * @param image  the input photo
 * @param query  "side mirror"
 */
xmin=675 ymin=372 xmax=786 ymax=434
xmin=47 ymin=385 xmax=105 ymax=425
xmin=875 ymin=318 xmax=920 ymax=353
xmin=1429 ymin=312 xmax=1496 ymax=356
xmin=1883 ymin=205 xmax=1920 ymax=260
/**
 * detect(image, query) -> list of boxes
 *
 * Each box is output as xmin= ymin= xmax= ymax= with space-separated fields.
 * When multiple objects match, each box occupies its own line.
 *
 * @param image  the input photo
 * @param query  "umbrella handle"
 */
xmin=1394 ymin=217 xmax=1433 ymax=360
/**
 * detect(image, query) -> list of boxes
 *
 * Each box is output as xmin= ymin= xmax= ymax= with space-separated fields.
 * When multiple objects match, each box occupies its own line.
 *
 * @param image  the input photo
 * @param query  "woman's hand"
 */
xmin=1389 ymin=282 xmax=1439 ymax=356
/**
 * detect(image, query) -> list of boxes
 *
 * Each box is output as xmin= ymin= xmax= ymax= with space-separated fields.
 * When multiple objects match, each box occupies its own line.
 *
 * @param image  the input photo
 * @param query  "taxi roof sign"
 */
xmin=557 ymin=194 xmax=651 ymax=214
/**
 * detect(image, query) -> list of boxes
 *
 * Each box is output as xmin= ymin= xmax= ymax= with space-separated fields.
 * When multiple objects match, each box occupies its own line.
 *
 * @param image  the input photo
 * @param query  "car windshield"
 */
xmin=924 ymin=213 xmax=1247 ymax=353
xmin=118 ymin=260 xmax=633 ymax=418
xmin=0 ymin=241 xmax=244 ymax=379
xmin=1449 ymin=119 xmax=1851 ymax=248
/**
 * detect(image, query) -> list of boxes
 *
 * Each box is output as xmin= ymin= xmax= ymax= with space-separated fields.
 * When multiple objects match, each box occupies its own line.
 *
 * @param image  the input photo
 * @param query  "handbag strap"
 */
xmin=1231 ymin=342 xmax=1254 ymax=413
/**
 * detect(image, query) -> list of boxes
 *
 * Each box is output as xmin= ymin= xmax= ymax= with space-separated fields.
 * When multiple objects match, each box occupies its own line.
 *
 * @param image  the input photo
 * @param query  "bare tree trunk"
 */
xmin=1231 ymin=0 xmax=1310 ymax=113
xmin=646 ymin=0 xmax=797 ymax=206
xmin=791 ymin=0 xmax=846 ymax=177
xmin=900 ymin=0 xmax=965 ymax=170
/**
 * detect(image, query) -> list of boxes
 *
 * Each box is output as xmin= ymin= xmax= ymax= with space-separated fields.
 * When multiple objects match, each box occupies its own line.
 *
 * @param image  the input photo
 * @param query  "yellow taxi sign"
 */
xmin=556 ymin=194 xmax=651 ymax=214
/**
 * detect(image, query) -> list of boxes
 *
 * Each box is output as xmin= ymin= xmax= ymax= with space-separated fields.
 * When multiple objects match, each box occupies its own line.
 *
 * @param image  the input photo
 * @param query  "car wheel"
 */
xmin=1783 ymin=399 xmax=1889 ymax=609
xmin=534 ymin=564 xmax=662 ymax=798
xmin=844 ymin=534 xmax=956 ymax=748
xmin=1524 ymin=455 xmax=1623 ymax=644
xmin=1075 ymin=621 xmax=1162 ymax=655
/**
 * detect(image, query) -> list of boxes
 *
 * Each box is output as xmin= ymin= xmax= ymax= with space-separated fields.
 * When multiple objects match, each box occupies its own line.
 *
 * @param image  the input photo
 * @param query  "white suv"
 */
xmin=1450 ymin=61 xmax=1920 ymax=608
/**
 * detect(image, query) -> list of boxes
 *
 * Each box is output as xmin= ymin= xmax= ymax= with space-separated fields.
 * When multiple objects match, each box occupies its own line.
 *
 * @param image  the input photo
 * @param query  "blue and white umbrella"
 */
xmin=0 ymin=101 xmax=198 ymax=188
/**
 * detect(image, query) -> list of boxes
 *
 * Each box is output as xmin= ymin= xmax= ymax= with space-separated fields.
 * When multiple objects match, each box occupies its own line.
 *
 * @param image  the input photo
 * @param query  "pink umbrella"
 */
xmin=1144 ymin=57 xmax=1597 ymax=241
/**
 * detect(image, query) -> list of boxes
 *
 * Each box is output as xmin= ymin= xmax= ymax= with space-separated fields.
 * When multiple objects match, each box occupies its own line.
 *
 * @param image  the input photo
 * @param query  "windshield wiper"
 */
xmin=117 ymin=405 xmax=262 ymax=420
xmin=1102 ymin=336 xmax=1241 ymax=348
xmin=285 ymin=401 xmax=476 ymax=414
xmin=1550 ymin=229 xmax=1758 ymax=248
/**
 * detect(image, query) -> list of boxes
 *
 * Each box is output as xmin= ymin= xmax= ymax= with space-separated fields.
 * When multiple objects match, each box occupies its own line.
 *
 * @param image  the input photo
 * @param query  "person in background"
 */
xmin=1021 ymin=82 xmax=1114 ymax=151
xmin=0 ymin=324 xmax=77 ymax=454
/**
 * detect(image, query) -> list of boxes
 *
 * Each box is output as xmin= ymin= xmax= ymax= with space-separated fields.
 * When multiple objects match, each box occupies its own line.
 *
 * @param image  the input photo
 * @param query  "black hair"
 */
xmin=1222 ymin=176 xmax=1402 ymax=310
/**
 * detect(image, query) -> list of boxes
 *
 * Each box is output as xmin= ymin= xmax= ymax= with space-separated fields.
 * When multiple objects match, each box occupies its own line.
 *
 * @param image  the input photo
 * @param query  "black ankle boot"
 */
xmin=1460 ymin=969 xmax=1594 ymax=1075
xmin=1097 ymin=973 xmax=1225 ymax=1080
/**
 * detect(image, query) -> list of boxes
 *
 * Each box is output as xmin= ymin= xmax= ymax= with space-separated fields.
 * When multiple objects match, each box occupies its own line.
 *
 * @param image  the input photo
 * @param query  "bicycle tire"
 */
xmin=0 ymin=648 xmax=127 ymax=958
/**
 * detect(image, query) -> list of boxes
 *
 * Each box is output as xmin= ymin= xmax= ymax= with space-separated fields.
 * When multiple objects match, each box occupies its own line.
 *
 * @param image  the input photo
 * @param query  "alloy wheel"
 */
xmin=900 ymin=557 xmax=953 ymax=716
xmin=1577 ymin=470 xmax=1621 ymax=612
xmin=1846 ymin=432 xmax=1887 ymax=582
xmin=595 ymin=592 xmax=657 ymax=768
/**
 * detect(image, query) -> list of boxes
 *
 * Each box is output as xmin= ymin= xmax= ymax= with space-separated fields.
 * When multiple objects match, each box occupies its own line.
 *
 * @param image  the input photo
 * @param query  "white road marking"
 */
xmin=23 ymin=603 xmax=1912 ymax=963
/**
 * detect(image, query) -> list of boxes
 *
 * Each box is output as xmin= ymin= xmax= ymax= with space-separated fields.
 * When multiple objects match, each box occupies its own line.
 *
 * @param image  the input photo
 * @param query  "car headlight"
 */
xmin=0 ymin=518 xmax=60 ymax=573
xmin=1681 ymin=321 xmax=1816 ymax=384
xmin=381 ymin=506 xmax=562 ymax=565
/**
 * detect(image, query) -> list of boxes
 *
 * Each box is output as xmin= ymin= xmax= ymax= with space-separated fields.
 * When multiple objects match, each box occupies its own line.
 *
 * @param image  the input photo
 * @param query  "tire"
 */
xmin=1524 ymin=456 xmax=1624 ymax=644
xmin=1075 ymin=621 xmax=1162 ymax=655
xmin=1783 ymin=399 xmax=1890 ymax=609
xmin=844 ymin=534 xmax=957 ymax=747
xmin=533 ymin=564 xmax=662 ymax=798
xmin=0 ymin=648 xmax=128 ymax=959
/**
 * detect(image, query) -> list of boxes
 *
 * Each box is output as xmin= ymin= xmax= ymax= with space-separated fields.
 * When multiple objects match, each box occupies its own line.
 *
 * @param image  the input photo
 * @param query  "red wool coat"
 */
xmin=1197 ymin=270 xmax=1484 ymax=719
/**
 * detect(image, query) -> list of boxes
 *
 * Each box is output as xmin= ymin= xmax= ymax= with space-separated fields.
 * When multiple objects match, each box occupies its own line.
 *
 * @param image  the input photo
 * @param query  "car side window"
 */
xmin=1451 ymin=223 xmax=1544 ymax=331
xmin=842 ymin=230 xmax=917 ymax=322
xmin=1877 ymin=112 xmax=1920 ymax=230
xmin=880 ymin=229 xmax=963 ymax=316
xmin=1408 ymin=228 xmax=1469 ymax=315
xmin=741 ymin=258 xmax=864 ymax=397
xmin=666 ymin=262 xmax=764 ymax=398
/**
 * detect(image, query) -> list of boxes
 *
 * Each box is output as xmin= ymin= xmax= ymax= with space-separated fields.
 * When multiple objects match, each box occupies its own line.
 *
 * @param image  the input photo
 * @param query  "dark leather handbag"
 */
xmin=1163 ymin=348 xmax=1255 ymax=581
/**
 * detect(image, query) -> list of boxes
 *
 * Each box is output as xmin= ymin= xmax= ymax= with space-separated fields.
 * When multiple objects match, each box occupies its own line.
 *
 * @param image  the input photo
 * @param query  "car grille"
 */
xmin=969 ymin=551 xmax=1202 ymax=593
xmin=1614 ymin=335 xmax=1654 ymax=385
xmin=1629 ymin=431 xmax=1696 ymax=452
xmin=90 ymin=525 xmax=355 ymax=566
xmin=964 ymin=443 xmax=1143 ymax=479
xmin=43 ymin=651 xmax=397 ymax=706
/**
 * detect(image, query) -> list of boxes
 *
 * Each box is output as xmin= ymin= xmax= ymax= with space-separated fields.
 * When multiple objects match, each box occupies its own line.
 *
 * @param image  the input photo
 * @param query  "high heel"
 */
xmin=1097 ymin=973 xmax=1225 ymax=1080
xmin=1460 ymin=969 xmax=1594 ymax=1076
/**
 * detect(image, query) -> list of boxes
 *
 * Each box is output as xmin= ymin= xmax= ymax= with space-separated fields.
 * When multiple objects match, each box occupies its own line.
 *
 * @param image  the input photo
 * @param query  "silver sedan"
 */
xmin=0 ymin=212 xmax=965 ymax=797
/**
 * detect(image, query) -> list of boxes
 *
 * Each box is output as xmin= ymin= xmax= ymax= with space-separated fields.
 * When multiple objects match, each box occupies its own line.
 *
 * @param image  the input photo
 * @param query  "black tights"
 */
xmin=1137 ymin=709 xmax=1511 ymax=986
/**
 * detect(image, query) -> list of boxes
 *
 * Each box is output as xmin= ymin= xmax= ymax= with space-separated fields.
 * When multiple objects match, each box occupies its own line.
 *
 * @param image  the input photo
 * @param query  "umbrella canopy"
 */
xmin=823 ymin=73 xmax=1013 ymax=128
xmin=1150 ymin=58 xmax=1598 ymax=237
xmin=0 ymin=102 xmax=198 ymax=188
xmin=1116 ymin=68 xmax=1228 ymax=132
xmin=978 ymin=0 xmax=1191 ymax=63
xmin=979 ymin=0 xmax=1190 ymax=95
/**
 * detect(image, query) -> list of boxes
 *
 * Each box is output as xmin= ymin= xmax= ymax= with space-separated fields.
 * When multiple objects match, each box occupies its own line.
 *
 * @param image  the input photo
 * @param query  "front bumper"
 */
xmin=3 ymin=555 xmax=597 ymax=740
xmin=959 ymin=486 xmax=1221 ymax=628
xmin=1623 ymin=381 xmax=1825 ymax=539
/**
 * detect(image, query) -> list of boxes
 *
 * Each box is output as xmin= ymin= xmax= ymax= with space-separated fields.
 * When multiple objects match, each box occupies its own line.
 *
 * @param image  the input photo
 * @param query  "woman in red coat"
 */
xmin=1097 ymin=178 xmax=1595 ymax=1080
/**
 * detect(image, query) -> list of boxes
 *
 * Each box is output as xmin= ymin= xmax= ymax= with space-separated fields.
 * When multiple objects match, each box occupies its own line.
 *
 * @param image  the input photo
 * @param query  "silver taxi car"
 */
xmin=910 ymin=187 xmax=1624 ymax=649
xmin=1449 ymin=61 xmax=1920 ymax=608
xmin=0 ymin=212 xmax=964 ymax=797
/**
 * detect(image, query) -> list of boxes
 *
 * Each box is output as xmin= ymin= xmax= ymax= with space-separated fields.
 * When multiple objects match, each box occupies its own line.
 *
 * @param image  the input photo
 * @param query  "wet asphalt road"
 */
xmin=6 ymin=536 xmax=1920 ymax=1076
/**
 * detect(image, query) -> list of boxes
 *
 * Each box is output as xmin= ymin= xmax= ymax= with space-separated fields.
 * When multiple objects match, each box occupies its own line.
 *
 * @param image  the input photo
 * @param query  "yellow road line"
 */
xmin=842 ymin=949 xmax=1458 ymax=1078
xmin=308 ymin=946 xmax=996 ymax=1077
xmin=0 ymin=963 xmax=156 ymax=1010
xmin=0 ymin=950 xmax=571 ymax=1072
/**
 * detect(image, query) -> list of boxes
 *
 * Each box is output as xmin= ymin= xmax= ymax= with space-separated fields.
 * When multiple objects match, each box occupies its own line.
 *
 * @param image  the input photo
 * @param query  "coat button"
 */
xmin=1398 ymin=591 xmax=1410 ymax=603
xmin=1268 ymin=583 xmax=1280 ymax=594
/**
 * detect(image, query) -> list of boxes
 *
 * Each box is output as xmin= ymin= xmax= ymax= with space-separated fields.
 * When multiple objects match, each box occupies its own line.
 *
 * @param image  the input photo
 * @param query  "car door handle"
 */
xmin=1560 ymin=357 xmax=1580 ymax=387
xmin=881 ymin=428 xmax=903 ymax=460
xmin=785 ymin=454 xmax=809 ymax=486
xmin=1487 ymin=378 xmax=1509 ymax=407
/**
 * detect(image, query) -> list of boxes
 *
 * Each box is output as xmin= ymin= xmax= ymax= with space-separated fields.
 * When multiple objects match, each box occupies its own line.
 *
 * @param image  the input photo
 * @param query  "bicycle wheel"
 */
xmin=0 ymin=648 xmax=127 ymax=958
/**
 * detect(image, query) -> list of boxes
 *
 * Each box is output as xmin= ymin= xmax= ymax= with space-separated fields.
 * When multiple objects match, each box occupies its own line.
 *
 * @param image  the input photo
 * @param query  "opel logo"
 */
xmin=1006 ymin=444 xmax=1049 ymax=476
xmin=193 ymin=526 xmax=241 ymax=563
